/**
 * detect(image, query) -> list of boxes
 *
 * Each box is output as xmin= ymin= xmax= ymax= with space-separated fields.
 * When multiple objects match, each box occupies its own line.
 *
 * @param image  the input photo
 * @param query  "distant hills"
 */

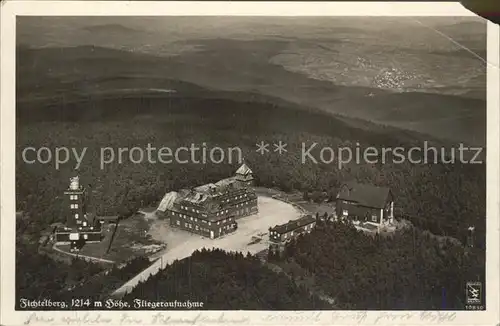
xmin=16 ymin=41 xmax=486 ymax=146
xmin=82 ymin=24 xmax=140 ymax=34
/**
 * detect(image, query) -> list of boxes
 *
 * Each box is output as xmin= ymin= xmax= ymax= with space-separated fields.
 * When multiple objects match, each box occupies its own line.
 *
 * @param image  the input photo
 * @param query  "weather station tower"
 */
xmin=63 ymin=176 xmax=90 ymax=229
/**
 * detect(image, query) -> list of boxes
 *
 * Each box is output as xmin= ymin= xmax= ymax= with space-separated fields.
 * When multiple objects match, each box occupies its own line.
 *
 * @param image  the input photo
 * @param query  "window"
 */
xmin=372 ymin=214 xmax=378 ymax=222
xmin=342 ymin=209 xmax=348 ymax=216
xmin=83 ymin=234 xmax=88 ymax=240
xmin=208 ymin=222 xmax=212 ymax=226
xmin=195 ymin=225 xmax=199 ymax=230
xmin=75 ymin=214 xmax=79 ymax=219
xmin=74 ymin=204 xmax=78 ymax=209
xmin=176 ymin=220 xmax=180 ymax=226
xmin=83 ymin=221 xmax=87 ymax=227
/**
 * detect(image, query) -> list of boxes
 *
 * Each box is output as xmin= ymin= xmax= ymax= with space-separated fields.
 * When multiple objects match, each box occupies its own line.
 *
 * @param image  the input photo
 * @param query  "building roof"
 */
xmin=157 ymin=191 xmax=179 ymax=212
xmin=337 ymin=182 xmax=391 ymax=209
xmin=235 ymin=163 xmax=252 ymax=176
xmin=270 ymin=215 xmax=316 ymax=234
xmin=195 ymin=177 xmax=241 ymax=195
xmin=183 ymin=191 xmax=210 ymax=204
xmin=215 ymin=177 xmax=238 ymax=189
xmin=193 ymin=183 xmax=217 ymax=194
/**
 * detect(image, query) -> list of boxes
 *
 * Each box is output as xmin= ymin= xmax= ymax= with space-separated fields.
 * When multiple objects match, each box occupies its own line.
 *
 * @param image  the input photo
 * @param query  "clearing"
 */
xmin=112 ymin=195 xmax=303 ymax=296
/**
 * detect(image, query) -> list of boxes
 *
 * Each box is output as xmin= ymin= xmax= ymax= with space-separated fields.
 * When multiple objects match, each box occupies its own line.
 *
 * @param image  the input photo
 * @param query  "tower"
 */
xmin=63 ymin=176 xmax=89 ymax=229
xmin=234 ymin=163 xmax=254 ymax=187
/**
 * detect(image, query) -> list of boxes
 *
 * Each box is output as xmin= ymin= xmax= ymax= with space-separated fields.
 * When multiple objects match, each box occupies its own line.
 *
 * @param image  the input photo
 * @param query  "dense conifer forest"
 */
xmin=278 ymin=221 xmax=485 ymax=309
xmin=123 ymin=249 xmax=330 ymax=310
xmin=15 ymin=240 xmax=151 ymax=306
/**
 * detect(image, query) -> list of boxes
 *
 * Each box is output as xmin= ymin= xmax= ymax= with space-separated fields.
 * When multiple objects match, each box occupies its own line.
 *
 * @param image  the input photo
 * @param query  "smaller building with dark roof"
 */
xmin=335 ymin=181 xmax=394 ymax=227
xmin=268 ymin=215 xmax=316 ymax=244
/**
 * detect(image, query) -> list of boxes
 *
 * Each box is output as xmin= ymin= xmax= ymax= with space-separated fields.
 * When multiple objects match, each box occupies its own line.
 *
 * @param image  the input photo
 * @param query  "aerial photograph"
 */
xmin=15 ymin=16 xmax=486 ymax=310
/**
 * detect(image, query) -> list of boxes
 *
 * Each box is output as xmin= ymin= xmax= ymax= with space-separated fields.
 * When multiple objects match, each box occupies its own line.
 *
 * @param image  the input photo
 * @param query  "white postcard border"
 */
xmin=1 ymin=2 xmax=499 ymax=326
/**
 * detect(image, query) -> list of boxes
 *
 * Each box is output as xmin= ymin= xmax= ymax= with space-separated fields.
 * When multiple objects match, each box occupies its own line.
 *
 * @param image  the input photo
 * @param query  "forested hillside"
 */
xmin=279 ymin=221 xmax=485 ymax=310
xmin=15 ymin=242 xmax=152 ymax=307
xmin=15 ymin=242 xmax=104 ymax=308
xmin=124 ymin=249 xmax=330 ymax=310
xmin=16 ymin=93 xmax=486 ymax=247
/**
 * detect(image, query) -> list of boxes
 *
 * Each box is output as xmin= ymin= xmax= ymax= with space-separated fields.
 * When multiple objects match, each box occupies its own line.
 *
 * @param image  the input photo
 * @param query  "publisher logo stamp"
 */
xmin=466 ymin=282 xmax=482 ymax=305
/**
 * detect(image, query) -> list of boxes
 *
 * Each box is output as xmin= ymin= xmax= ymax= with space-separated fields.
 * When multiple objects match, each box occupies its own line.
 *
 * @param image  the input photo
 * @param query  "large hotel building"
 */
xmin=157 ymin=164 xmax=258 ymax=239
